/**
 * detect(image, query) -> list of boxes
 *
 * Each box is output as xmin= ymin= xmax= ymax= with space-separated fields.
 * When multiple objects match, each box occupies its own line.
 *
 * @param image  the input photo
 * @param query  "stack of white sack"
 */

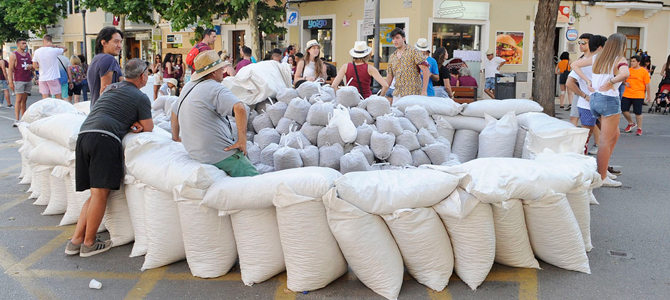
xmin=222 ymin=60 xmax=293 ymax=106
xmin=428 ymin=157 xmax=592 ymax=274
xmin=202 ymin=167 xmax=342 ymax=287
xmin=517 ymin=112 xmax=589 ymax=159
xmin=151 ymin=95 xmax=179 ymax=134
xmin=327 ymin=169 xmax=460 ymax=298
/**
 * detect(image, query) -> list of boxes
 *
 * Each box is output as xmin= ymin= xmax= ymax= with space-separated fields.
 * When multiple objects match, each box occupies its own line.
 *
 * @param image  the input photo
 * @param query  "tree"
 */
xmin=532 ymin=0 xmax=561 ymax=116
xmin=154 ymin=0 xmax=286 ymax=59
xmin=0 ymin=6 xmax=27 ymax=45
xmin=82 ymin=0 xmax=155 ymax=62
xmin=0 ymin=0 xmax=68 ymax=36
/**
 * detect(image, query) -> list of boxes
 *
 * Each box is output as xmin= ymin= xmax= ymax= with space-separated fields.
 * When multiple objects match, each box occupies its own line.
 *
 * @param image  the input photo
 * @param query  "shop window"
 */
xmin=432 ymin=23 xmax=481 ymax=60
xmin=303 ymin=19 xmax=333 ymax=61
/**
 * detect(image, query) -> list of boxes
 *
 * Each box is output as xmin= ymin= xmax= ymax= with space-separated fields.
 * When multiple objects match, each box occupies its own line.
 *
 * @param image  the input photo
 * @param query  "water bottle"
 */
xmin=185 ymin=68 xmax=191 ymax=84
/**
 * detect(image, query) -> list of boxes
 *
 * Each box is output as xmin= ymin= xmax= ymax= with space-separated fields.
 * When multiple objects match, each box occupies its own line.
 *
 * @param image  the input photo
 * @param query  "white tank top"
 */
xmin=302 ymin=61 xmax=316 ymax=78
xmin=590 ymin=54 xmax=622 ymax=97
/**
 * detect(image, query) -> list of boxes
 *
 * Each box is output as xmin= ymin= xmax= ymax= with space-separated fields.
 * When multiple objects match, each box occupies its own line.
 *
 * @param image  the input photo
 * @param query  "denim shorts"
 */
xmin=485 ymin=77 xmax=495 ymax=90
xmin=0 ymin=80 xmax=7 ymax=90
xmin=590 ymin=92 xmax=621 ymax=119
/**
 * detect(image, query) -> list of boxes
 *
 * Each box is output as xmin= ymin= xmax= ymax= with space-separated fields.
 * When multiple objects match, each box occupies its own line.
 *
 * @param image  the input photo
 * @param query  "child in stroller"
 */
xmin=654 ymin=55 xmax=670 ymax=114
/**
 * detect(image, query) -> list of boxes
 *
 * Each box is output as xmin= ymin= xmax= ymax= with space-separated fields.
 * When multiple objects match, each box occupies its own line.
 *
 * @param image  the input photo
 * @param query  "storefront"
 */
xmin=301 ymin=16 xmax=335 ymax=61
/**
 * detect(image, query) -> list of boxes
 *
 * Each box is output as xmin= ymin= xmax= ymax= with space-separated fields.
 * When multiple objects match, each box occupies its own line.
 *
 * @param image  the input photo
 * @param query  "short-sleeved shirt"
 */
xmin=87 ymin=54 xmax=123 ymax=105
xmin=433 ymin=65 xmax=449 ymax=87
xmin=69 ymin=65 xmax=85 ymax=84
xmin=80 ymin=81 xmax=152 ymax=141
xmin=568 ymin=66 xmax=594 ymax=109
xmin=424 ymin=56 xmax=439 ymax=96
xmin=484 ymin=57 xmax=506 ymax=78
xmin=387 ymin=47 xmax=427 ymax=97
xmin=457 ymin=76 xmax=478 ymax=87
xmin=236 ymin=59 xmax=252 ymax=73
xmin=623 ymin=67 xmax=650 ymax=99
xmin=558 ymin=59 xmax=571 ymax=73
xmin=33 ymin=47 xmax=64 ymax=81
xmin=57 ymin=55 xmax=70 ymax=85
xmin=172 ymin=79 xmax=242 ymax=164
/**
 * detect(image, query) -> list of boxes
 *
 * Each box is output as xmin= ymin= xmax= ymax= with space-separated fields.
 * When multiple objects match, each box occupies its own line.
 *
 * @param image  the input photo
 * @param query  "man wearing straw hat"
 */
xmin=171 ymin=50 xmax=258 ymax=177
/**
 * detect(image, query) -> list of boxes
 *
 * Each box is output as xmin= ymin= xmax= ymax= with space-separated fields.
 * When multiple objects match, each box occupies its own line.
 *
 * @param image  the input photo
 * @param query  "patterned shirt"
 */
xmin=69 ymin=65 xmax=85 ymax=84
xmin=387 ymin=46 xmax=427 ymax=97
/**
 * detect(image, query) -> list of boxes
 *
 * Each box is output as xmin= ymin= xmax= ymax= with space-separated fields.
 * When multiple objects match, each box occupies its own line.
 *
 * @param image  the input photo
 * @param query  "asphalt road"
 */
xmin=0 ymin=89 xmax=668 ymax=299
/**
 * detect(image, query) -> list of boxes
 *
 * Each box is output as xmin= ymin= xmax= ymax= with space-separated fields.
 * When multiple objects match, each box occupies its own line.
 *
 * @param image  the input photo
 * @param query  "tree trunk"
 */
xmin=248 ymin=1 xmax=261 ymax=61
xmin=120 ymin=14 xmax=126 ymax=67
xmin=533 ymin=0 xmax=561 ymax=117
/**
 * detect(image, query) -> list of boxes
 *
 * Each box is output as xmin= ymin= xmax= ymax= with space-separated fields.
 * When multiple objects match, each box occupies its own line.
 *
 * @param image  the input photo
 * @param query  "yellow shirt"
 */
xmin=623 ymin=67 xmax=650 ymax=99
xmin=388 ymin=47 xmax=427 ymax=97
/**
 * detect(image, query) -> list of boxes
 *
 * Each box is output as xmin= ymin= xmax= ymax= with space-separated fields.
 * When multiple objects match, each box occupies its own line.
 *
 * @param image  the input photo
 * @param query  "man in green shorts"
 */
xmin=171 ymin=50 xmax=258 ymax=177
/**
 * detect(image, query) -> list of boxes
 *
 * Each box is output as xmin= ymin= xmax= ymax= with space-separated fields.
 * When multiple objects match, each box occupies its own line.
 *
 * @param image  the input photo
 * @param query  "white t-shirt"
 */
xmin=281 ymin=55 xmax=289 ymax=64
xmin=484 ymin=57 xmax=506 ymax=78
xmin=568 ymin=67 xmax=593 ymax=109
xmin=33 ymin=47 xmax=65 ymax=81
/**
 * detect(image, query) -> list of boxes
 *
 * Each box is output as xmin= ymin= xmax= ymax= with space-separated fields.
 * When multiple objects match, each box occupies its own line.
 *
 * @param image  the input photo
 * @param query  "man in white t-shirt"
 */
xmin=483 ymin=52 xmax=506 ymax=99
xmin=33 ymin=34 xmax=67 ymax=99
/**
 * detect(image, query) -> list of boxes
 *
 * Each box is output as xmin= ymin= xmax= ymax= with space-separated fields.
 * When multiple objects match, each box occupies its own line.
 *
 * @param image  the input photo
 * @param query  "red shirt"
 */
xmin=345 ymin=63 xmax=372 ymax=98
xmin=236 ymin=59 xmax=252 ymax=73
xmin=458 ymin=76 xmax=478 ymax=87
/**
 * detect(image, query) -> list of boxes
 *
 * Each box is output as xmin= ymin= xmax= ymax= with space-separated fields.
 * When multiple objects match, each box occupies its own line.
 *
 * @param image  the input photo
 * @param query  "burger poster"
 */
xmin=495 ymin=31 xmax=524 ymax=65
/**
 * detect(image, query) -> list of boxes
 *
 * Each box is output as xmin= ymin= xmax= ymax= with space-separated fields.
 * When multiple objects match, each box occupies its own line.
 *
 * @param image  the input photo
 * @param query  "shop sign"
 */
xmin=566 ymin=28 xmax=579 ymax=41
xmin=363 ymin=0 xmax=376 ymax=36
xmin=166 ymin=34 xmax=183 ymax=44
xmin=287 ymin=9 xmax=299 ymax=27
xmin=152 ymin=28 xmax=162 ymax=41
xmin=433 ymin=1 xmax=489 ymax=20
xmin=136 ymin=33 xmax=151 ymax=41
xmin=343 ymin=20 xmax=350 ymax=27
xmin=495 ymin=31 xmax=524 ymax=65
xmin=304 ymin=19 xmax=332 ymax=29
xmin=557 ymin=6 xmax=570 ymax=23
xmin=380 ymin=24 xmax=396 ymax=45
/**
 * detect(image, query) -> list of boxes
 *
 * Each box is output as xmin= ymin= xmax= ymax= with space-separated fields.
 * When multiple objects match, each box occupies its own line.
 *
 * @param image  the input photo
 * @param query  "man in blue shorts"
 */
xmin=483 ymin=52 xmax=506 ymax=99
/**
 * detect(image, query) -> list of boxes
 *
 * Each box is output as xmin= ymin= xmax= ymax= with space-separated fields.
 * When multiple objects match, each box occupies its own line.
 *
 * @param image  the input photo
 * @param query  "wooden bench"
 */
xmin=451 ymin=86 xmax=478 ymax=104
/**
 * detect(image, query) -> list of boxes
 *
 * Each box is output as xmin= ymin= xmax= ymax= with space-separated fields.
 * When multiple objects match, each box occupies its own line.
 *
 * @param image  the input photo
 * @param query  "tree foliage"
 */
xmin=0 ymin=6 xmax=26 ymax=44
xmin=82 ymin=0 xmax=155 ymax=25
xmin=0 ymin=0 xmax=68 ymax=36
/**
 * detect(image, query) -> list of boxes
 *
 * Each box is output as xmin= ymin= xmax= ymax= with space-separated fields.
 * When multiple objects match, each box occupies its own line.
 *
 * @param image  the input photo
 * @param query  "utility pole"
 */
xmin=82 ymin=9 xmax=87 ymax=62
xmin=373 ymin=0 xmax=380 ymax=69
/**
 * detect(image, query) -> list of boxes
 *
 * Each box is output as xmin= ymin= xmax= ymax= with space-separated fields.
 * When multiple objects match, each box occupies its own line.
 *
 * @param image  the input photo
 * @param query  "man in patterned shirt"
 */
xmin=385 ymin=28 xmax=430 ymax=102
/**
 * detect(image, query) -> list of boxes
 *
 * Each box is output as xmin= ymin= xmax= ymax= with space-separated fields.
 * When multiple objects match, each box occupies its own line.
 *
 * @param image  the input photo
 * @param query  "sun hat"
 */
xmin=191 ymin=50 xmax=227 ymax=81
xmin=349 ymin=41 xmax=372 ymax=58
xmin=415 ymin=38 xmax=430 ymax=52
xmin=306 ymin=39 xmax=320 ymax=51
xmin=166 ymin=78 xmax=178 ymax=87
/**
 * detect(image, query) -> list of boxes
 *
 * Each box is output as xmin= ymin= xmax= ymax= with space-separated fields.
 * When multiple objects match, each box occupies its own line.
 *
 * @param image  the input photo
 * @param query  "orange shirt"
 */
xmin=623 ymin=67 xmax=650 ymax=99
xmin=558 ymin=59 xmax=570 ymax=73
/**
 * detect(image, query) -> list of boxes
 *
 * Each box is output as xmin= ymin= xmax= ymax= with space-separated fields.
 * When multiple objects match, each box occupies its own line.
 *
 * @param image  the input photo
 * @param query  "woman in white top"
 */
xmin=571 ymin=33 xmax=629 ymax=186
xmin=152 ymin=54 xmax=162 ymax=100
xmin=294 ymin=40 xmax=327 ymax=84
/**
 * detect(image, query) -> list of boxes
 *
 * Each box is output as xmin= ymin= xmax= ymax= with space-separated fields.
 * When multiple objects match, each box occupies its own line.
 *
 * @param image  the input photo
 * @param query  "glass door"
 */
xmin=432 ymin=23 xmax=481 ymax=59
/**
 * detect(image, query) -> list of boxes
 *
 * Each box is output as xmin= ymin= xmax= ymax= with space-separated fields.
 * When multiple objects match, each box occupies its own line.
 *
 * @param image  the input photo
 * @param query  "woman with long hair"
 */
xmin=173 ymin=54 xmax=185 ymax=96
xmin=432 ymin=47 xmax=453 ymax=98
xmin=294 ymin=40 xmax=327 ymax=83
xmin=152 ymin=54 xmax=162 ymax=100
xmin=555 ymin=51 xmax=572 ymax=109
xmin=572 ymin=33 xmax=629 ymax=187
xmin=331 ymin=41 xmax=389 ymax=98
xmin=288 ymin=55 xmax=296 ymax=75
xmin=163 ymin=53 xmax=174 ymax=82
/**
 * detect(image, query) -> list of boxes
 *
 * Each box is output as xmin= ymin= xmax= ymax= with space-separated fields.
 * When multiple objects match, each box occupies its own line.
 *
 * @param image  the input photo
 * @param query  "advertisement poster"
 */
xmin=380 ymin=24 xmax=396 ymax=46
xmin=495 ymin=31 xmax=524 ymax=65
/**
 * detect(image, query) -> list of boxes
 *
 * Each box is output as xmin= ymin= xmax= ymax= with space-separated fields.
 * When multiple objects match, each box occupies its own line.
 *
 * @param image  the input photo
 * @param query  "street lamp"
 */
xmin=82 ymin=9 xmax=87 ymax=63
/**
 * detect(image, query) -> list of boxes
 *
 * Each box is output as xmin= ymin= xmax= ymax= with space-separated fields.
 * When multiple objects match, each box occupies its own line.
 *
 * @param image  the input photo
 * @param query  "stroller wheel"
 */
xmin=648 ymin=107 xmax=653 ymax=113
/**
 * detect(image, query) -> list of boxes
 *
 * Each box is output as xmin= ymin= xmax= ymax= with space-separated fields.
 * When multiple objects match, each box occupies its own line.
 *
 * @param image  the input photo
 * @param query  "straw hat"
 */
xmin=191 ymin=50 xmax=226 ymax=81
xmin=305 ymin=39 xmax=320 ymax=51
xmin=349 ymin=41 xmax=372 ymax=58
xmin=415 ymin=38 xmax=430 ymax=52
xmin=166 ymin=78 xmax=178 ymax=87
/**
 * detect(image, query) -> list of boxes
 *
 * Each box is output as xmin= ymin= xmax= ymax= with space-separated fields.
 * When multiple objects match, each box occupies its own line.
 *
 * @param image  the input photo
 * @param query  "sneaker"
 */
xmin=623 ymin=123 xmax=637 ymax=133
xmin=607 ymin=171 xmax=617 ymax=180
xmin=636 ymin=128 xmax=642 ymax=136
xmin=564 ymin=104 xmax=571 ymax=111
xmin=588 ymin=145 xmax=599 ymax=155
xmin=64 ymin=240 xmax=81 ymax=255
xmin=602 ymin=177 xmax=622 ymax=187
xmin=7 ymin=104 xmax=13 ymax=108
xmin=80 ymin=239 xmax=112 ymax=257
xmin=12 ymin=122 xmax=18 ymax=127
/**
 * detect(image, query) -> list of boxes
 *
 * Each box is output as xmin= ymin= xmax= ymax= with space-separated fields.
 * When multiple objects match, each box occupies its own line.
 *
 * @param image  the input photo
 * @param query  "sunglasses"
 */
xmin=578 ymin=41 xmax=587 ymax=45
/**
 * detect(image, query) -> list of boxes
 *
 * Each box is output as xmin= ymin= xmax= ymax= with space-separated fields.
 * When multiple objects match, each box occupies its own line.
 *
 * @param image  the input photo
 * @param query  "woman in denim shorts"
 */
xmin=571 ymin=33 xmax=630 ymax=187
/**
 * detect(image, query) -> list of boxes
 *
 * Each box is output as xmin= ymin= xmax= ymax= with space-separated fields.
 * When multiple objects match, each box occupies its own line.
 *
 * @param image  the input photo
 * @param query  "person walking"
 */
xmin=0 ymin=51 xmax=12 ymax=108
xmin=415 ymin=39 xmax=439 ymax=97
xmin=572 ymin=33 xmax=629 ymax=187
xmin=483 ymin=51 xmax=506 ymax=99
xmin=555 ymin=52 xmax=573 ymax=109
xmin=621 ymin=55 xmax=651 ymax=136
xmin=331 ymin=41 xmax=389 ymax=98
xmin=87 ymin=27 xmax=123 ymax=105
xmin=294 ymin=40 xmax=327 ymax=83
xmin=385 ymin=28 xmax=430 ymax=102
xmin=235 ymin=46 xmax=254 ymax=74
xmin=68 ymin=55 xmax=86 ymax=103
xmin=170 ymin=51 xmax=258 ymax=177
xmin=431 ymin=47 xmax=453 ymax=98
xmin=65 ymin=59 xmax=153 ymax=257
xmin=33 ymin=34 xmax=67 ymax=99
xmin=8 ymin=38 xmax=33 ymax=125
xmin=185 ymin=28 xmax=215 ymax=71
xmin=152 ymin=54 xmax=163 ymax=100
xmin=56 ymin=54 xmax=72 ymax=102
xmin=77 ymin=55 xmax=89 ymax=102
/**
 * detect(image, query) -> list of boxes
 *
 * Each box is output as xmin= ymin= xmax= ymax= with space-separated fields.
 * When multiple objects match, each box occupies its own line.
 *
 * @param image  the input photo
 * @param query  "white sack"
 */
xmin=566 ymin=188 xmax=594 ymax=252
xmin=349 ymin=107 xmax=373 ymax=127
xmin=513 ymin=128 xmax=527 ymax=158
xmin=33 ymin=166 xmax=53 ymax=205
xmin=331 ymin=105 xmax=357 ymax=143
xmin=222 ymin=60 xmax=292 ymax=105
xmin=124 ymin=176 xmax=148 ymax=257
xmin=21 ymin=98 xmax=78 ymax=123
xmin=393 ymin=95 xmax=462 ymax=116
xmin=461 ymin=99 xmax=543 ymax=118
xmin=73 ymin=101 xmax=91 ymax=115
xmin=491 ymin=200 xmax=539 ymax=268
xmin=323 ymin=189 xmax=403 ymax=300
xmin=340 ymin=151 xmax=370 ymax=174
xmin=370 ymin=131 xmax=395 ymax=160
xmin=29 ymin=113 xmax=86 ymax=150
xmin=28 ymin=140 xmax=74 ymax=167
xmin=103 ymin=187 xmax=135 ymax=247
xmin=450 ymin=129 xmax=479 ymax=163
xmin=437 ymin=115 xmax=486 ymax=132
xmin=141 ymin=186 xmax=186 ymax=270
xmin=478 ymin=112 xmax=518 ymax=158
xmin=42 ymin=170 xmax=68 ymax=215
xmin=319 ymin=143 xmax=344 ymax=170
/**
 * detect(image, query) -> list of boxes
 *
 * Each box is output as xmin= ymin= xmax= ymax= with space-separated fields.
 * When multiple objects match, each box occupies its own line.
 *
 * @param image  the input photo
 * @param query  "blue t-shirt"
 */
xmin=87 ymin=53 xmax=123 ymax=105
xmin=422 ymin=56 xmax=439 ymax=96
xmin=57 ymin=56 xmax=69 ymax=85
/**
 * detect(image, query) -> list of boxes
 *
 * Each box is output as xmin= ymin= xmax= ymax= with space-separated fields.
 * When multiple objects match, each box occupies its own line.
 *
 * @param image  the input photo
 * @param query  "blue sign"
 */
xmin=566 ymin=28 xmax=579 ymax=41
xmin=287 ymin=10 xmax=299 ymax=27
xmin=304 ymin=19 xmax=332 ymax=29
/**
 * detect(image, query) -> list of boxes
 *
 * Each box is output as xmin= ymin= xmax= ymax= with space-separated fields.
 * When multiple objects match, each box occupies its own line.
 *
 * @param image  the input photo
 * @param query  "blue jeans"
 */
xmin=81 ymin=79 xmax=89 ymax=102
xmin=590 ymin=93 xmax=622 ymax=119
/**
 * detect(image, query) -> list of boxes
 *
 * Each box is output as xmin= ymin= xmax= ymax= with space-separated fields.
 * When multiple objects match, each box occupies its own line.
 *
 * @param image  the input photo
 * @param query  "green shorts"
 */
xmin=212 ymin=151 xmax=260 ymax=177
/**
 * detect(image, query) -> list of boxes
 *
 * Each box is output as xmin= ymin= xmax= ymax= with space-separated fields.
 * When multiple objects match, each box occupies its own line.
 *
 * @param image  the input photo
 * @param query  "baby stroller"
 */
xmin=650 ymin=79 xmax=670 ymax=115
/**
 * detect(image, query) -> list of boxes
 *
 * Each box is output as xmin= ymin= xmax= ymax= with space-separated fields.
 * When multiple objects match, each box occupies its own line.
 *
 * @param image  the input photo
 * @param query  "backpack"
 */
xmin=186 ymin=43 xmax=209 ymax=70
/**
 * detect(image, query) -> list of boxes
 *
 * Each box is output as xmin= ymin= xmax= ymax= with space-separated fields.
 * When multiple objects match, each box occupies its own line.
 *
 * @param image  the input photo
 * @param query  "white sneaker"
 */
xmin=602 ymin=177 xmax=622 ymax=187
xmin=588 ymin=145 xmax=599 ymax=155
xmin=607 ymin=171 xmax=617 ymax=180
xmin=0 ymin=104 xmax=4 ymax=108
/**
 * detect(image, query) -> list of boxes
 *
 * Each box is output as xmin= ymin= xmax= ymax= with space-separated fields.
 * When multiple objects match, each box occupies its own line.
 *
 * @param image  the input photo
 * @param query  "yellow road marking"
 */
xmin=273 ymin=272 xmax=296 ymax=300
xmin=427 ymin=287 xmax=454 ymax=300
xmin=517 ymin=268 xmax=538 ymax=300
xmin=0 ymin=193 xmax=29 ymax=214
xmin=5 ymin=228 xmax=74 ymax=274
xmin=124 ymin=267 xmax=167 ymax=300
xmin=30 ymin=269 xmax=142 ymax=280
xmin=0 ymin=243 xmax=58 ymax=299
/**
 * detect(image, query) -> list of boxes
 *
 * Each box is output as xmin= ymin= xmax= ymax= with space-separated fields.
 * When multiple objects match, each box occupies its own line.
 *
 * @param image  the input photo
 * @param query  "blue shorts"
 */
xmin=485 ymin=77 xmax=495 ymax=90
xmin=578 ymin=107 xmax=597 ymax=126
xmin=385 ymin=87 xmax=394 ymax=98
xmin=590 ymin=93 xmax=622 ymax=119
xmin=0 ymin=80 xmax=7 ymax=91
